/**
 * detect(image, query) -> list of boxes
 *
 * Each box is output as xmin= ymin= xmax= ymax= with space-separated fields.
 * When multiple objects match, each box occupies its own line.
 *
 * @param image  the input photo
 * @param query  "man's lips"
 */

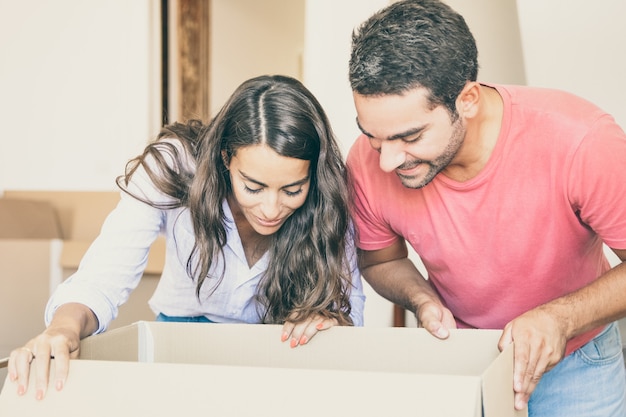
xmin=396 ymin=162 xmax=423 ymax=177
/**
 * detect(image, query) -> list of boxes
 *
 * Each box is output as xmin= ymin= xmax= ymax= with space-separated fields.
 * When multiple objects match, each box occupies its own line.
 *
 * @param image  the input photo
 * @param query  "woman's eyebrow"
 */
xmin=239 ymin=171 xmax=310 ymax=188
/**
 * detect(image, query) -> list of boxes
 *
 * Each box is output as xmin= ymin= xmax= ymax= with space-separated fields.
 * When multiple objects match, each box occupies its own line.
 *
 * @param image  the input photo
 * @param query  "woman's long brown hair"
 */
xmin=117 ymin=75 xmax=355 ymax=325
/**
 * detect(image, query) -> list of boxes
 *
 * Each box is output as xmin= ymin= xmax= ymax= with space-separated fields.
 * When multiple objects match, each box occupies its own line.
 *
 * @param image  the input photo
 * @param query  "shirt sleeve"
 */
xmin=45 ymin=140 xmax=184 ymax=333
xmin=347 ymin=135 xmax=401 ymax=251
xmin=345 ymin=227 xmax=366 ymax=326
xmin=568 ymin=114 xmax=626 ymax=250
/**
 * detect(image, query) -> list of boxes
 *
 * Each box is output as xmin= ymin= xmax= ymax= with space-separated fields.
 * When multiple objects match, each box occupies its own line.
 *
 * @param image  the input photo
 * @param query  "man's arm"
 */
xmin=500 ymin=247 xmax=626 ymax=410
xmin=556 ymin=248 xmax=626 ymax=337
xmin=358 ymin=239 xmax=456 ymax=338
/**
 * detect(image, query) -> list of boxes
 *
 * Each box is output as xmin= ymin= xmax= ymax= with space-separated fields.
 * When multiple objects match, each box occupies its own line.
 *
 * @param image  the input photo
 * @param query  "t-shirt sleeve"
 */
xmin=347 ymin=135 xmax=401 ymax=251
xmin=568 ymin=114 xmax=626 ymax=250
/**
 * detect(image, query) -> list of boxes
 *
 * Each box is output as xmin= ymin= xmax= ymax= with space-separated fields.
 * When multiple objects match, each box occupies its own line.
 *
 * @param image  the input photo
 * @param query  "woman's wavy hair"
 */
xmin=117 ymin=75 xmax=354 ymax=325
xmin=349 ymin=0 xmax=478 ymax=121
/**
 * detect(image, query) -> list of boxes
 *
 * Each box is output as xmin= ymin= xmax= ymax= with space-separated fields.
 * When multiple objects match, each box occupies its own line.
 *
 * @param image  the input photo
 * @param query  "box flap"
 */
xmin=0 ymin=199 xmax=61 ymax=239
xmin=84 ymin=322 xmax=503 ymax=375
xmin=482 ymin=343 xmax=528 ymax=417
xmin=79 ymin=324 xmax=140 ymax=361
xmin=58 ymin=240 xmax=89 ymax=269
xmin=0 ymin=324 xmax=523 ymax=416
xmin=68 ymin=194 xmax=120 ymax=240
xmin=1 ymin=359 xmax=483 ymax=417
xmin=60 ymin=237 xmax=165 ymax=274
xmin=3 ymin=190 xmax=120 ymax=240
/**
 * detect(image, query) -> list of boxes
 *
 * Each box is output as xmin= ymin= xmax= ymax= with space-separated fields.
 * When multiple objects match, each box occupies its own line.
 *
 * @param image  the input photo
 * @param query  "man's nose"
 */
xmin=378 ymin=141 xmax=406 ymax=173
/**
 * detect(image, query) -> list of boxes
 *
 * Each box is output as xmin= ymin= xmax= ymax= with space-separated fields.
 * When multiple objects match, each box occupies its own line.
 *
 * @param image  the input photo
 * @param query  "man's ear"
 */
xmin=221 ymin=150 xmax=230 ymax=168
xmin=455 ymin=82 xmax=480 ymax=119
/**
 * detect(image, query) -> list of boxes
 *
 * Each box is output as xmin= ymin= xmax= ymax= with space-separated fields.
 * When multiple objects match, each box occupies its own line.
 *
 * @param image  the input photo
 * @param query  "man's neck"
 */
xmin=444 ymin=85 xmax=503 ymax=182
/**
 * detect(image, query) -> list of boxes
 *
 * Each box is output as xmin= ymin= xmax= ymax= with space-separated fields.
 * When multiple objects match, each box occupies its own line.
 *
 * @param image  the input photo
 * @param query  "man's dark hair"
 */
xmin=349 ymin=0 xmax=478 ymax=118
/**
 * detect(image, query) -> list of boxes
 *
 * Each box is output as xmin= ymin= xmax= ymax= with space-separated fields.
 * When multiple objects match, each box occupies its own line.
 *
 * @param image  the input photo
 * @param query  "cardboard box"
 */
xmin=0 ymin=322 xmax=527 ymax=416
xmin=3 ymin=190 xmax=121 ymax=240
xmin=0 ymin=198 xmax=62 ymax=360
xmin=0 ymin=192 xmax=165 ymax=389
xmin=1 ymin=190 xmax=164 ymax=330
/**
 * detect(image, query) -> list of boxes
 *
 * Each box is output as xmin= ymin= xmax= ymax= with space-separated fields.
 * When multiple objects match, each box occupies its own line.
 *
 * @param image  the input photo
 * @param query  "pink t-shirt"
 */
xmin=347 ymin=84 xmax=626 ymax=355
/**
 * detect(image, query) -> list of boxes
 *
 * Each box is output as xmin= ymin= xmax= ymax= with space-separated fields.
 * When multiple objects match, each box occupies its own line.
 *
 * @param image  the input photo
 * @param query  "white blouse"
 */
xmin=45 ymin=142 xmax=365 ymax=333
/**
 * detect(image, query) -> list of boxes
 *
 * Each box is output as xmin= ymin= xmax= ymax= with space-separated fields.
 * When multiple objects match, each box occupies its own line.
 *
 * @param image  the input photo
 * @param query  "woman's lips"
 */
xmin=257 ymin=217 xmax=282 ymax=227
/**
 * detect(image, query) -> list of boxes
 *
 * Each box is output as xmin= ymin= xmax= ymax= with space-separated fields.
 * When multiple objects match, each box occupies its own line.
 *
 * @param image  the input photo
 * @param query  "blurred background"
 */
xmin=2 ymin=0 xmax=624 ymax=192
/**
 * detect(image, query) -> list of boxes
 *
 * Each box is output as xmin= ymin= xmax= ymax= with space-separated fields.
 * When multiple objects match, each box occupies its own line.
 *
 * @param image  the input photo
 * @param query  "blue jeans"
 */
xmin=155 ymin=313 xmax=214 ymax=323
xmin=528 ymin=321 xmax=626 ymax=417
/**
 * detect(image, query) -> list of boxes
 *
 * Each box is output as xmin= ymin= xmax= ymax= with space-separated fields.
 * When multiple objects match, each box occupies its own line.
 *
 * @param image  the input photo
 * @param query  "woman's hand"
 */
xmin=8 ymin=326 xmax=81 ymax=400
xmin=7 ymin=303 xmax=97 ymax=400
xmin=281 ymin=314 xmax=339 ymax=348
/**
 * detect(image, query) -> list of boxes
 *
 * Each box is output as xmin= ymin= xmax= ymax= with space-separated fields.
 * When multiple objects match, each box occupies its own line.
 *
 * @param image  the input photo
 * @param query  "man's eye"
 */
xmin=368 ymin=137 xmax=382 ymax=149
xmin=403 ymin=136 xmax=421 ymax=144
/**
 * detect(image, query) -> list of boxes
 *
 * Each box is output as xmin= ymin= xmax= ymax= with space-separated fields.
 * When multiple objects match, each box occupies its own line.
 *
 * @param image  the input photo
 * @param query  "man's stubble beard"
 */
xmin=397 ymin=119 xmax=465 ymax=189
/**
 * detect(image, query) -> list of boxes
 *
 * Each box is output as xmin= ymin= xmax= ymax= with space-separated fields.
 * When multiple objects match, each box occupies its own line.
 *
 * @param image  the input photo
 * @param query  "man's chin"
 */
xmin=397 ymin=172 xmax=435 ymax=189
xmin=398 ymin=176 xmax=426 ymax=189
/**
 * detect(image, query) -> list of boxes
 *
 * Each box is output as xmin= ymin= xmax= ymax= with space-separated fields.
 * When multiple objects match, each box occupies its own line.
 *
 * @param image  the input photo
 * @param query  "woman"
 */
xmin=9 ymin=75 xmax=365 ymax=399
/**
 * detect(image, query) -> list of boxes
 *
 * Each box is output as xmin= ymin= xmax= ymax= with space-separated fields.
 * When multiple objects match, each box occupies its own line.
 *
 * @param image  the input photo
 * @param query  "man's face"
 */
xmin=354 ymin=87 xmax=465 ymax=189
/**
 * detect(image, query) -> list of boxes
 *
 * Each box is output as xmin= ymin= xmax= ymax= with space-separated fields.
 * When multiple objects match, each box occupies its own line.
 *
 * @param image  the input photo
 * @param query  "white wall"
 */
xmin=0 ymin=0 xmax=160 ymax=192
xmin=516 ymin=0 xmax=626 ymax=128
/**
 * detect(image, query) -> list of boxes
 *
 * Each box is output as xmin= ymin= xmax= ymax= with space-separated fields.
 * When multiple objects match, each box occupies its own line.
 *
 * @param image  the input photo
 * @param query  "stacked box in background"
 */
xmin=0 ymin=191 xmax=164 ymax=389
xmin=0 ymin=198 xmax=62 ymax=369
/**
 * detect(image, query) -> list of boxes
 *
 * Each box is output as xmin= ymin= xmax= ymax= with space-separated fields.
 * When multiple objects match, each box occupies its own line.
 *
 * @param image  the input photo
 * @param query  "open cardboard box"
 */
xmin=0 ymin=322 xmax=527 ymax=416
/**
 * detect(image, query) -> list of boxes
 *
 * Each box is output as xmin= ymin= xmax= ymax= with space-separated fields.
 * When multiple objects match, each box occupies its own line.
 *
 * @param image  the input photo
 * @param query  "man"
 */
xmin=346 ymin=0 xmax=626 ymax=416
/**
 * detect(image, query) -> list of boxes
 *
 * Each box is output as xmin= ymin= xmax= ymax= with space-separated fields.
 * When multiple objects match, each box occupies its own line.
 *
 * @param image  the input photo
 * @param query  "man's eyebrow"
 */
xmin=239 ymin=171 xmax=310 ymax=188
xmin=356 ymin=118 xmax=374 ymax=137
xmin=356 ymin=117 xmax=428 ymax=141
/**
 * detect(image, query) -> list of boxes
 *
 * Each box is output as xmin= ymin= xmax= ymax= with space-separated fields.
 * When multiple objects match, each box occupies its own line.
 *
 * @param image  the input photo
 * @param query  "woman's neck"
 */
xmin=227 ymin=195 xmax=270 ymax=267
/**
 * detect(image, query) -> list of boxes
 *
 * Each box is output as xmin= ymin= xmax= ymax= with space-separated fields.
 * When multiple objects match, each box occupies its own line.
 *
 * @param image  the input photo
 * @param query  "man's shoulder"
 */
xmin=346 ymin=134 xmax=377 ymax=166
xmin=493 ymin=83 xmax=598 ymax=111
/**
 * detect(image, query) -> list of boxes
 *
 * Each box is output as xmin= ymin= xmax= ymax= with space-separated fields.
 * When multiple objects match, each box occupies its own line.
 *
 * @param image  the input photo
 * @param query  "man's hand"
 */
xmin=416 ymin=300 xmax=456 ymax=339
xmin=499 ymin=308 xmax=567 ymax=410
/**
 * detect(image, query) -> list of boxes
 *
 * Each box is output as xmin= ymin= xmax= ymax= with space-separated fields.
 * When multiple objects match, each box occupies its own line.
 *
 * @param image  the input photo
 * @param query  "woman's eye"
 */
xmin=284 ymin=188 xmax=303 ymax=197
xmin=244 ymin=185 xmax=262 ymax=194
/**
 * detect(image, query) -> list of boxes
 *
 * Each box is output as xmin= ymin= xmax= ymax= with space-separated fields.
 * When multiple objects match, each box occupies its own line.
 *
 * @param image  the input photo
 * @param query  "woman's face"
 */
xmin=226 ymin=144 xmax=311 ymax=235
